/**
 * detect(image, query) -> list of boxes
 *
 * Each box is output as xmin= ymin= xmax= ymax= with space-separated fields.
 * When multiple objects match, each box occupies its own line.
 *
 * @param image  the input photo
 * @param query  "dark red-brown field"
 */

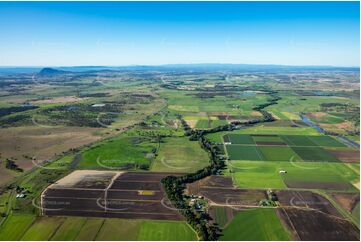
xmin=42 ymin=171 xmax=184 ymax=220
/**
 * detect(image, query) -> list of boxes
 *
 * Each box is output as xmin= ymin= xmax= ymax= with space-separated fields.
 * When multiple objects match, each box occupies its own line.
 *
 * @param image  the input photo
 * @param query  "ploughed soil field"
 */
xmin=187 ymin=175 xmax=267 ymax=206
xmin=42 ymin=170 xmax=184 ymax=220
xmin=277 ymin=208 xmax=359 ymax=241
xmin=328 ymin=192 xmax=360 ymax=213
xmin=275 ymin=190 xmax=360 ymax=241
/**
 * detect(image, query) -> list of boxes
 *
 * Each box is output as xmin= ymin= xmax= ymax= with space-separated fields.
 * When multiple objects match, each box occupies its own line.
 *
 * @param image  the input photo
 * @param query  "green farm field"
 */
xmin=220 ymin=208 xmax=291 ymax=241
xmin=224 ymin=134 xmax=347 ymax=162
xmin=151 ymin=136 xmax=209 ymax=172
xmin=228 ymin=160 xmax=359 ymax=191
xmin=79 ymin=135 xmax=158 ymax=169
xmin=0 ymin=216 xmax=197 ymax=241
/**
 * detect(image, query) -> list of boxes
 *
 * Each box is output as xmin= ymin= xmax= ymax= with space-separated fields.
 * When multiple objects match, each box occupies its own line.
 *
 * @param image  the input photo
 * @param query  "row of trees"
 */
xmin=162 ymin=91 xmax=281 ymax=240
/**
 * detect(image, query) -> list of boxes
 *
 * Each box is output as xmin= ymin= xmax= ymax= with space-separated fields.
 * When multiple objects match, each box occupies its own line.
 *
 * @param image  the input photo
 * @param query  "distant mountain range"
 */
xmin=0 ymin=64 xmax=358 ymax=75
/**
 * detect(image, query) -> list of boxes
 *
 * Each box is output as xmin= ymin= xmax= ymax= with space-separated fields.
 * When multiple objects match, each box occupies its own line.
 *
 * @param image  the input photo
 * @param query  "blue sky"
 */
xmin=0 ymin=1 xmax=359 ymax=67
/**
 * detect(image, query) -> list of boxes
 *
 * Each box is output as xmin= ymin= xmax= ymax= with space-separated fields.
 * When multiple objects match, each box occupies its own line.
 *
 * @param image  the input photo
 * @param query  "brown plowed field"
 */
xmin=42 ymin=171 xmax=184 ymax=220
xmin=277 ymin=208 xmax=359 ymax=241
xmin=284 ymin=180 xmax=353 ymax=190
xmin=275 ymin=190 xmax=340 ymax=216
xmin=187 ymin=175 xmax=266 ymax=206
xmin=326 ymin=149 xmax=360 ymax=163
xmin=329 ymin=192 xmax=360 ymax=212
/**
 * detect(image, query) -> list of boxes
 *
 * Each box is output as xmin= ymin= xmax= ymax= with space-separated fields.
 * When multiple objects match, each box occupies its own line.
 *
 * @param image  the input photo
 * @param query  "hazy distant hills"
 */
xmin=0 ymin=64 xmax=358 ymax=75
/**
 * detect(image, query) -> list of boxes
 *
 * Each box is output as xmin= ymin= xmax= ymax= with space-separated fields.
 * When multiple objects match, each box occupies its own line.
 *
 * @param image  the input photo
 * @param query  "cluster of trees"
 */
xmin=5 ymin=159 xmax=23 ymax=172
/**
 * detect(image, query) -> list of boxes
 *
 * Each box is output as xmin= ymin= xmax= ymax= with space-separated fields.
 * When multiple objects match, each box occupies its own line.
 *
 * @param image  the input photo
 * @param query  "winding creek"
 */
xmin=300 ymin=114 xmax=360 ymax=150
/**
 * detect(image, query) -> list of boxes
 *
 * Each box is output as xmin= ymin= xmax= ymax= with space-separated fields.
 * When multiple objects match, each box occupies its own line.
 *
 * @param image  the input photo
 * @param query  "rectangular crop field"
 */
xmin=223 ymin=134 xmax=254 ymax=145
xmin=291 ymin=147 xmax=340 ymax=162
xmin=226 ymin=145 xmax=264 ymax=161
xmin=220 ymin=208 xmax=291 ymax=241
xmin=258 ymin=146 xmax=302 ymax=161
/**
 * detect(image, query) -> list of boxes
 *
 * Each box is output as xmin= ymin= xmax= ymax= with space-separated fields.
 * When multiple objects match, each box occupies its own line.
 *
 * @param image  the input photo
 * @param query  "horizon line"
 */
xmin=0 ymin=63 xmax=359 ymax=69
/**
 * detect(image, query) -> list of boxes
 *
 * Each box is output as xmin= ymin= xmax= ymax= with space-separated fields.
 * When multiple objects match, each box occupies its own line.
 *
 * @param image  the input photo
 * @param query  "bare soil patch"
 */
xmin=326 ymin=149 xmax=359 ymax=163
xmin=275 ymin=190 xmax=340 ymax=216
xmin=42 ymin=171 xmax=184 ymax=220
xmin=186 ymin=175 xmax=266 ymax=206
xmin=308 ymin=112 xmax=327 ymax=119
xmin=329 ymin=192 xmax=360 ymax=213
xmin=32 ymin=96 xmax=88 ymax=104
xmin=284 ymin=180 xmax=353 ymax=190
xmin=0 ymin=126 xmax=102 ymax=170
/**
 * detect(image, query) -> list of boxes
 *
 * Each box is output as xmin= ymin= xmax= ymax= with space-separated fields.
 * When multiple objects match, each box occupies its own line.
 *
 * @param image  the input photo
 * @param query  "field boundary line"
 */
xmin=93 ymin=218 xmax=106 ymax=241
xmin=45 ymin=196 xmax=162 ymax=202
xmin=48 ymin=217 xmax=66 ymax=241
xmin=279 ymin=208 xmax=301 ymax=240
xmin=72 ymin=217 xmax=88 ymax=240
xmin=48 ymin=208 xmax=181 ymax=216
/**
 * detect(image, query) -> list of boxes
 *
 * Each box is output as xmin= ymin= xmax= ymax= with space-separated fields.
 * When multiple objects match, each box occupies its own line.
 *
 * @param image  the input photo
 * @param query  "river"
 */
xmin=300 ymin=114 xmax=360 ymax=150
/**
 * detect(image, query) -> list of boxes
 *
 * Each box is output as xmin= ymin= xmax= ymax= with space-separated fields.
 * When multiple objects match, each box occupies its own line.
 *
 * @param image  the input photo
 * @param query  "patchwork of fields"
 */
xmin=0 ymin=68 xmax=359 ymax=241
xmin=223 ymin=134 xmax=356 ymax=163
xmin=0 ymin=214 xmax=197 ymax=241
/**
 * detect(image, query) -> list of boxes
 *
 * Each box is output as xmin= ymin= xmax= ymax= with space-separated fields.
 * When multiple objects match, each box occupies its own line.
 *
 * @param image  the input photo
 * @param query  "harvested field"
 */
xmin=275 ymin=190 xmax=340 ymax=216
xmin=284 ymin=181 xmax=353 ymax=190
xmin=201 ymin=188 xmax=267 ymax=206
xmin=277 ymin=208 xmax=360 ymax=241
xmin=326 ymin=149 xmax=360 ymax=163
xmin=42 ymin=171 xmax=184 ymax=220
xmin=0 ymin=126 xmax=102 ymax=170
xmin=186 ymin=175 xmax=266 ymax=206
xmin=186 ymin=176 xmax=234 ymax=195
xmin=329 ymin=192 xmax=360 ymax=213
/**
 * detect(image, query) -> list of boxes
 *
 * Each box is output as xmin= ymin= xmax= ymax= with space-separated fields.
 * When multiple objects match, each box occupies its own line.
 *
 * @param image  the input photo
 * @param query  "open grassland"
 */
xmin=0 ymin=126 xmax=102 ymax=185
xmin=79 ymin=135 xmax=158 ymax=169
xmin=151 ymin=136 xmax=209 ymax=172
xmin=220 ymin=208 xmax=291 ymax=241
xmin=0 ymin=216 xmax=197 ymax=241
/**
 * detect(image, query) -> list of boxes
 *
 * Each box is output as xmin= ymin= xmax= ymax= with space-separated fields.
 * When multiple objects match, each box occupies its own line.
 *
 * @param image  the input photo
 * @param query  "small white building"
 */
xmin=224 ymin=142 xmax=232 ymax=145
xmin=279 ymin=170 xmax=287 ymax=174
xmin=91 ymin=104 xmax=105 ymax=107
